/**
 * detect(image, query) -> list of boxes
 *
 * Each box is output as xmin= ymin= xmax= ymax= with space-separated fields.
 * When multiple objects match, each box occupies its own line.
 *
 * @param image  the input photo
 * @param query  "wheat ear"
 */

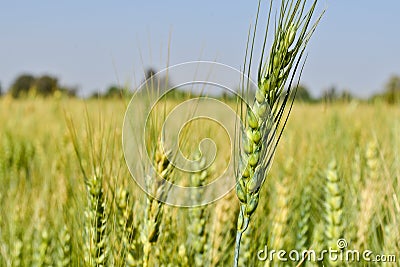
xmin=295 ymin=185 xmax=312 ymax=252
xmin=324 ymin=160 xmax=343 ymax=266
xmin=141 ymin=138 xmax=174 ymax=267
xmin=11 ymin=238 xmax=23 ymax=267
xmin=188 ymin=151 xmax=210 ymax=266
xmin=115 ymin=188 xmax=139 ymax=267
xmin=210 ymin=192 xmax=238 ymax=267
xmin=356 ymin=141 xmax=380 ymax=250
xmin=84 ymin=175 xmax=109 ymax=267
xmin=234 ymin=1 xmax=321 ymax=266
xmin=57 ymin=225 xmax=71 ymax=267
xmin=32 ymin=219 xmax=52 ymax=267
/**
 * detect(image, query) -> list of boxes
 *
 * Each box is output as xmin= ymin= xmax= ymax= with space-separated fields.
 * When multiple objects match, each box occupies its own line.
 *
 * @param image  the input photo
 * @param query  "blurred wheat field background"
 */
xmin=0 ymin=97 xmax=398 ymax=266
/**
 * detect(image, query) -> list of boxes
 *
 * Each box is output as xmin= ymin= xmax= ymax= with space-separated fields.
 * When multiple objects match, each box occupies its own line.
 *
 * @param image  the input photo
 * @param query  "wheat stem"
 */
xmin=324 ymin=160 xmax=343 ymax=266
xmin=142 ymin=138 xmax=174 ymax=267
xmin=84 ymin=175 xmax=108 ymax=267
xmin=188 ymin=152 xmax=209 ymax=266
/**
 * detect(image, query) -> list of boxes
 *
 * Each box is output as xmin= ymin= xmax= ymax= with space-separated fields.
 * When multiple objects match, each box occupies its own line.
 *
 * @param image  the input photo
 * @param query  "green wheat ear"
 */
xmin=84 ymin=175 xmax=109 ymax=267
xmin=115 ymin=188 xmax=140 ymax=267
xmin=323 ymin=160 xmax=343 ymax=267
xmin=32 ymin=217 xmax=53 ymax=267
xmin=141 ymin=138 xmax=174 ymax=267
xmin=233 ymin=0 xmax=323 ymax=266
xmin=295 ymin=185 xmax=312 ymax=252
xmin=269 ymin=175 xmax=290 ymax=252
xmin=188 ymin=151 xmax=210 ymax=267
xmin=356 ymin=141 xmax=381 ymax=250
xmin=57 ymin=225 xmax=71 ymax=267
xmin=11 ymin=238 xmax=23 ymax=267
xmin=210 ymin=193 xmax=239 ymax=267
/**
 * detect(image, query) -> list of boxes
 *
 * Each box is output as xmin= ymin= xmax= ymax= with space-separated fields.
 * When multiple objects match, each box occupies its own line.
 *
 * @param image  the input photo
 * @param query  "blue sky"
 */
xmin=1 ymin=1 xmax=399 ymax=97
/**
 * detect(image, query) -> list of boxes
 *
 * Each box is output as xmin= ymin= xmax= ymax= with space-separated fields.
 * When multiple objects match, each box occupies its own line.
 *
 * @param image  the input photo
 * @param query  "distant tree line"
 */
xmin=1 ymin=71 xmax=400 ymax=104
xmin=371 ymin=75 xmax=400 ymax=104
xmin=295 ymin=74 xmax=400 ymax=104
xmin=4 ymin=73 xmax=77 ymax=98
xmin=319 ymin=87 xmax=354 ymax=103
xmin=90 ymin=85 xmax=132 ymax=99
xmin=90 ymin=68 xmax=169 ymax=99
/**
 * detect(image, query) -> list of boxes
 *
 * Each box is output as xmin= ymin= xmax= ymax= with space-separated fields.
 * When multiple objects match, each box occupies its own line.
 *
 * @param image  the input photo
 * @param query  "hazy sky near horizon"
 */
xmin=1 ymin=1 xmax=400 ymax=97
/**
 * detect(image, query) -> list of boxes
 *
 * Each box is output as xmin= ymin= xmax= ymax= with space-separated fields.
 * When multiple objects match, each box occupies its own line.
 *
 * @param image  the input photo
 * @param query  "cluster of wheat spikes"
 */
xmin=234 ymin=0 xmax=322 ymax=265
xmin=1 ymin=99 xmax=400 ymax=266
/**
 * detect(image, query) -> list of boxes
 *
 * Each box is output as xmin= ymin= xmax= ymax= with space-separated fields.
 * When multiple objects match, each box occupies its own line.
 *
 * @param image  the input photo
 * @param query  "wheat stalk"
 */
xmin=141 ymin=138 xmax=174 ymax=267
xmin=11 ymin=238 xmax=23 ymax=267
xmin=311 ymin=222 xmax=324 ymax=265
xmin=84 ymin=174 xmax=109 ymax=267
xmin=295 ymin=185 xmax=312 ymax=252
xmin=57 ymin=225 xmax=71 ymax=267
xmin=32 ymin=226 xmax=52 ymax=267
xmin=234 ymin=1 xmax=322 ymax=265
xmin=323 ymin=160 xmax=343 ymax=266
xmin=115 ymin=188 xmax=140 ymax=267
xmin=356 ymin=141 xmax=381 ymax=250
xmin=188 ymin=151 xmax=210 ymax=267
xmin=238 ymin=224 xmax=253 ymax=267
xmin=23 ymin=227 xmax=34 ymax=267
xmin=210 ymin=192 xmax=238 ymax=267
xmin=178 ymin=244 xmax=189 ymax=266
xmin=264 ymin=174 xmax=291 ymax=267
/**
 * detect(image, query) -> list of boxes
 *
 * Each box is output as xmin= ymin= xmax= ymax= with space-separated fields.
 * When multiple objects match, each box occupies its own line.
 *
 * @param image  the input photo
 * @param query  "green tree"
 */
xmin=384 ymin=75 xmax=400 ymax=104
xmin=295 ymin=84 xmax=314 ymax=102
xmin=90 ymin=85 xmax=130 ymax=99
xmin=142 ymin=67 xmax=172 ymax=94
xmin=58 ymin=85 xmax=78 ymax=97
xmin=321 ymin=86 xmax=338 ymax=103
xmin=34 ymin=75 xmax=58 ymax=96
xmin=339 ymin=90 xmax=353 ymax=102
xmin=9 ymin=74 xmax=76 ymax=98
xmin=10 ymin=74 xmax=35 ymax=97
xmin=104 ymin=85 xmax=124 ymax=98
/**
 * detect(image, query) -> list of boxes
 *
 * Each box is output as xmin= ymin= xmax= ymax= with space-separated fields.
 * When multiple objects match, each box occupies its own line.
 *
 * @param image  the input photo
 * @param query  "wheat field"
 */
xmin=0 ymin=96 xmax=398 ymax=266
